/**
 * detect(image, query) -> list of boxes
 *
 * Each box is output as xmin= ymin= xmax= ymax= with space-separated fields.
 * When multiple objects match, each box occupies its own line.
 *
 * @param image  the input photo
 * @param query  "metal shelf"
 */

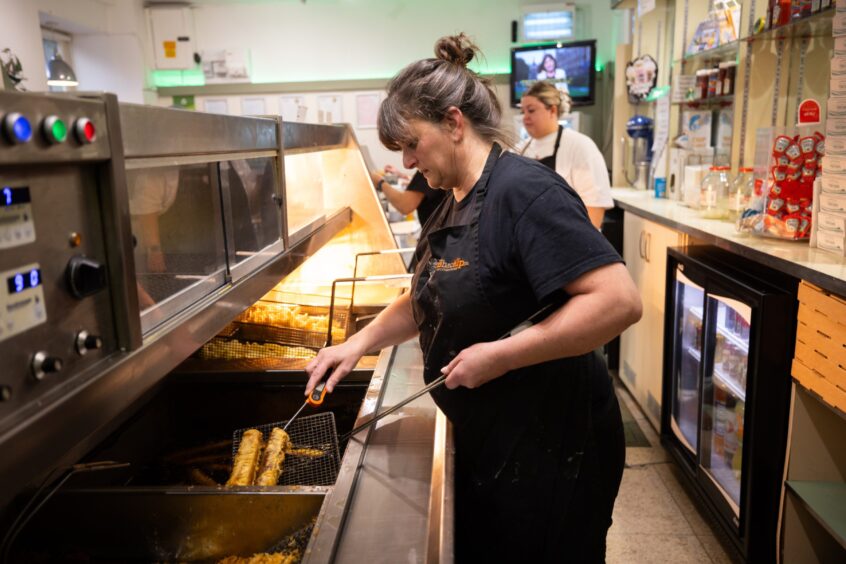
xmin=713 ymin=363 xmax=747 ymax=402
xmin=687 ymin=344 xmax=746 ymax=401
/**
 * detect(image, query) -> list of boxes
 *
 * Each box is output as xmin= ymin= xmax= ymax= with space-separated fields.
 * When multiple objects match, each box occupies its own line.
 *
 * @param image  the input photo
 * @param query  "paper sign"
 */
xmin=163 ymin=41 xmax=176 ymax=59
xmin=356 ymin=93 xmax=380 ymax=129
xmin=653 ymin=95 xmax=670 ymax=151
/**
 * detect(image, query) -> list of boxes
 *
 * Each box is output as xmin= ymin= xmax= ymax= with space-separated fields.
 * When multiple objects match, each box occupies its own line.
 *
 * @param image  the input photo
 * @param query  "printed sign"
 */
xmin=797 ymin=98 xmax=821 ymax=125
xmin=163 ymin=41 xmax=176 ymax=59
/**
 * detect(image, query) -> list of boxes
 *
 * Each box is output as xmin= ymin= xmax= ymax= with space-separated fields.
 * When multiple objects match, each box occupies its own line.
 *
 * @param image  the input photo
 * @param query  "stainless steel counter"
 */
xmin=612 ymin=187 xmax=846 ymax=295
xmin=304 ymin=340 xmax=454 ymax=564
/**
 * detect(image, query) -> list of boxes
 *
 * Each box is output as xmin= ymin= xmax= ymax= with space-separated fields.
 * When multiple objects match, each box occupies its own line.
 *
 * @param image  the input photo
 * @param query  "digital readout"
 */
xmin=6 ymin=268 xmax=41 ymax=294
xmin=1 ymin=186 xmax=31 ymax=207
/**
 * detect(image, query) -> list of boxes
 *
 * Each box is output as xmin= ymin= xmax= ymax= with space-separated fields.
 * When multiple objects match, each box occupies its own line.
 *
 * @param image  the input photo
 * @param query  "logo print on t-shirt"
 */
xmin=427 ymin=257 xmax=469 ymax=273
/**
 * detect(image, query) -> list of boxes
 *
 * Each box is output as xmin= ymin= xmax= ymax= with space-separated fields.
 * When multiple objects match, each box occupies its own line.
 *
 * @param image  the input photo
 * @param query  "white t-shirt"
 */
xmin=516 ymin=128 xmax=613 ymax=209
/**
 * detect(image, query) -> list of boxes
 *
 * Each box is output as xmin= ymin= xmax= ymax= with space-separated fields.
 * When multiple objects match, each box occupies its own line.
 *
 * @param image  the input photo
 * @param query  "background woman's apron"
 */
xmin=410 ymin=144 xmax=603 ymax=561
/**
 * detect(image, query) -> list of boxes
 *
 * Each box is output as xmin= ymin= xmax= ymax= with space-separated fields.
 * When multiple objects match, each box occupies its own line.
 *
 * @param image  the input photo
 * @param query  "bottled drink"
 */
xmin=713 ymin=383 xmax=728 ymax=457
xmin=700 ymin=166 xmax=732 ymax=219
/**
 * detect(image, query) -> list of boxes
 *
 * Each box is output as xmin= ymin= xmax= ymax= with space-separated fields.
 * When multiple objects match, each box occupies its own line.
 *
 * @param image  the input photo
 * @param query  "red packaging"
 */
xmin=773 ymin=135 xmax=792 ymax=154
xmin=767 ymin=198 xmax=785 ymax=214
xmin=798 ymin=217 xmax=811 ymax=238
xmin=772 ymin=167 xmax=788 ymax=182
xmin=799 ymin=136 xmax=816 ymax=156
xmin=799 ymin=198 xmax=812 ymax=210
xmin=754 ymin=178 xmax=764 ymax=196
xmin=787 ymin=159 xmax=802 ymax=171
xmin=785 ymin=199 xmax=801 ymax=214
xmin=801 ymin=167 xmax=816 ymax=180
xmin=783 ymin=213 xmax=802 ymax=236
xmin=804 ymin=158 xmax=817 ymax=170
xmin=776 ymin=155 xmax=791 ymax=166
xmin=786 ymin=143 xmax=802 ymax=161
xmin=816 ymin=139 xmax=826 ymax=156
xmin=788 ymin=169 xmax=802 ymax=181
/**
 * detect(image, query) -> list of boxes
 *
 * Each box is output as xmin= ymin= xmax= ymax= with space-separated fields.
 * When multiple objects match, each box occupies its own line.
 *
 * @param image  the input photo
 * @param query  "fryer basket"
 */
xmin=232 ymin=413 xmax=340 ymax=486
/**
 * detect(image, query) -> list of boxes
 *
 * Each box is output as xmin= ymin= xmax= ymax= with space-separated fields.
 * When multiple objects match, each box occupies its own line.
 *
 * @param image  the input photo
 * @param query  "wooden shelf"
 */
xmin=786 ymin=481 xmax=846 ymax=550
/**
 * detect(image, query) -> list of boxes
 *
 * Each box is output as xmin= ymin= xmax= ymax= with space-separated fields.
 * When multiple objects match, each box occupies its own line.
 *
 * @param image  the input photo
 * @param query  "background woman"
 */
xmin=305 ymin=33 xmax=641 ymax=562
xmin=518 ymin=81 xmax=613 ymax=229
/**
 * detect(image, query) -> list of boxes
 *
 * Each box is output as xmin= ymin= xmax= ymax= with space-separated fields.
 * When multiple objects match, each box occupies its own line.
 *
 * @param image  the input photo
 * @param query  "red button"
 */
xmin=74 ymin=117 xmax=96 ymax=144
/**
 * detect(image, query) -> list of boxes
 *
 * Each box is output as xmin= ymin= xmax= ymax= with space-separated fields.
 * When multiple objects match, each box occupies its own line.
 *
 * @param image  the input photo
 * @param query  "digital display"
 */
xmin=1 ymin=186 xmax=31 ymax=207
xmin=6 ymin=268 xmax=41 ymax=294
xmin=511 ymin=40 xmax=596 ymax=107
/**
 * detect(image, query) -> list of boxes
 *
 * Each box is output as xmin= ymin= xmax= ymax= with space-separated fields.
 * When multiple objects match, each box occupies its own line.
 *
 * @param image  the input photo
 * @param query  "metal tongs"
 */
xmin=342 ymin=301 xmax=561 ymax=441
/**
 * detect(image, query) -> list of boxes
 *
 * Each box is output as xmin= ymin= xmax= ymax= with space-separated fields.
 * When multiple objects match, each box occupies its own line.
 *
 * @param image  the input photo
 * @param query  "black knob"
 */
xmin=75 ymin=331 xmax=103 ymax=355
xmin=66 ymin=255 xmax=107 ymax=298
xmin=32 ymin=351 xmax=63 ymax=381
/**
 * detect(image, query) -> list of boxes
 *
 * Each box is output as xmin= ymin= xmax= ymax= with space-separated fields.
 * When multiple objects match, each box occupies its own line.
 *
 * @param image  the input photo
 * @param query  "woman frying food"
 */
xmin=304 ymin=33 xmax=642 ymax=562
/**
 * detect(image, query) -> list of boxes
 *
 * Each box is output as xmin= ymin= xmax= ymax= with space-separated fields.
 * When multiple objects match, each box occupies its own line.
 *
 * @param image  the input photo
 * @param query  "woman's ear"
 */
xmin=443 ymin=106 xmax=465 ymax=142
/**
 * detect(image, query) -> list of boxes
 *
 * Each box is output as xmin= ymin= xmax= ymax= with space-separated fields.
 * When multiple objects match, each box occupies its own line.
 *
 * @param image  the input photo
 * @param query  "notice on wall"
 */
xmin=280 ymin=95 xmax=307 ymax=123
xmin=356 ymin=93 xmax=380 ymax=129
xmin=672 ymin=75 xmax=697 ymax=103
xmin=653 ymin=95 xmax=670 ymax=152
xmin=317 ymin=94 xmax=343 ymax=124
xmin=202 ymin=49 xmax=250 ymax=84
xmin=203 ymin=99 xmax=229 ymax=115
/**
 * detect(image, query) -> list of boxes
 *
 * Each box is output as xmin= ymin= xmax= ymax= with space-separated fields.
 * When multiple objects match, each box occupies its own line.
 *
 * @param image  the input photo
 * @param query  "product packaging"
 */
xmin=737 ymin=126 xmax=823 ymax=239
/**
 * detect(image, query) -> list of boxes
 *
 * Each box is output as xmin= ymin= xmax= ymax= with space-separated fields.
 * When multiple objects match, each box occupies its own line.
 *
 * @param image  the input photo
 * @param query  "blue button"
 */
xmin=12 ymin=116 xmax=32 ymax=143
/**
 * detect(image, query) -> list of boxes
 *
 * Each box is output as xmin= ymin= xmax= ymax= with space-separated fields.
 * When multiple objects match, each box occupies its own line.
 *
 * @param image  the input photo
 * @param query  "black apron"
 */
xmin=411 ymin=144 xmax=600 ymax=561
xmin=522 ymin=124 xmax=563 ymax=171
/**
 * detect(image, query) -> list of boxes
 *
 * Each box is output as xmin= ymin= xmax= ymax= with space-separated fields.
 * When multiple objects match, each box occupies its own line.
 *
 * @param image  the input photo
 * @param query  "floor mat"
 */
xmin=617 ymin=392 xmax=651 ymax=447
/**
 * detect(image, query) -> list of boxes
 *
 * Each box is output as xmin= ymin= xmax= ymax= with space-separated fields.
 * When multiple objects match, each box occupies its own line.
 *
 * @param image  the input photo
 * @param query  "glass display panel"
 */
xmin=701 ymin=293 xmax=750 ymax=515
xmin=219 ymin=157 xmax=282 ymax=267
xmin=671 ymin=268 xmax=705 ymax=456
xmin=127 ymin=164 xmax=226 ymax=330
xmin=284 ymin=151 xmax=328 ymax=239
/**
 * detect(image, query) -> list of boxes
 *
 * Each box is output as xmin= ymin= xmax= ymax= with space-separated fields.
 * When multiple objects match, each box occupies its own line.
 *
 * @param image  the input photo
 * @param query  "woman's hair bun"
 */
xmin=434 ymin=33 xmax=478 ymax=67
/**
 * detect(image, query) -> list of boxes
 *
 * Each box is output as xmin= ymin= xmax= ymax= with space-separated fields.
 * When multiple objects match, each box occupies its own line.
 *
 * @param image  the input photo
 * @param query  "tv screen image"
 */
xmin=510 ymin=40 xmax=596 ymax=107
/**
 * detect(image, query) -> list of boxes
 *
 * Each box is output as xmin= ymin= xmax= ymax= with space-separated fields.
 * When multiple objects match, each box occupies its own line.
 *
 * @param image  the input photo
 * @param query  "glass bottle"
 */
xmin=700 ymin=166 xmax=732 ymax=219
xmin=728 ymin=167 xmax=754 ymax=219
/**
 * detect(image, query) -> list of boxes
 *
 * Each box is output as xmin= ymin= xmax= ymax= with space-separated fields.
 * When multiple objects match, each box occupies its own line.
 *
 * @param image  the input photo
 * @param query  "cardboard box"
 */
xmin=820 ymin=191 xmax=846 ymax=213
xmin=682 ymin=110 xmax=712 ymax=150
xmin=821 ymin=172 xmax=846 ymax=194
xmin=818 ymin=209 xmax=846 ymax=233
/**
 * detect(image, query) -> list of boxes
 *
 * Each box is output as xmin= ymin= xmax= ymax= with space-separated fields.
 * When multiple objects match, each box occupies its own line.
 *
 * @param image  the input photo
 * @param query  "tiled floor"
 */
xmin=607 ymin=383 xmax=740 ymax=564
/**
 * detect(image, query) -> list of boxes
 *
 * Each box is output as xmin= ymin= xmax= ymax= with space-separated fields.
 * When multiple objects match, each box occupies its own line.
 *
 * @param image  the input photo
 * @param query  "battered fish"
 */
xmin=255 ymin=428 xmax=291 ymax=486
xmin=226 ymin=429 xmax=263 ymax=486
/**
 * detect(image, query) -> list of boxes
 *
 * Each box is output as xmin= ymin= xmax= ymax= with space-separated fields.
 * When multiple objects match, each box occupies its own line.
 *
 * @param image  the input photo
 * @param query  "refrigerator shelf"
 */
xmin=714 ymin=365 xmax=746 ymax=402
xmin=686 ymin=345 xmax=747 ymax=401
xmin=691 ymin=306 xmax=749 ymax=353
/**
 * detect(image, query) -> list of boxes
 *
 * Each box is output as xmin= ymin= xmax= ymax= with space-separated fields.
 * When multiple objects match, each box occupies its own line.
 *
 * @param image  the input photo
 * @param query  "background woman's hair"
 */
xmin=378 ymin=33 xmax=511 ymax=151
xmin=524 ymin=81 xmax=572 ymax=116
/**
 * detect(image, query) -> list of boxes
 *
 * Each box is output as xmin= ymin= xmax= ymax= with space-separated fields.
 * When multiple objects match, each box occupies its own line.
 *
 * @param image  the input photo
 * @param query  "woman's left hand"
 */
xmin=441 ymin=341 xmax=508 ymax=389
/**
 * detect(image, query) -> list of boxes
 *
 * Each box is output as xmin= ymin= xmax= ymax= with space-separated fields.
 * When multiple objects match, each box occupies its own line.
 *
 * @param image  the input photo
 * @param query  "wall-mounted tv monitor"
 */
xmin=510 ymin=39 xmax=596 ymax=108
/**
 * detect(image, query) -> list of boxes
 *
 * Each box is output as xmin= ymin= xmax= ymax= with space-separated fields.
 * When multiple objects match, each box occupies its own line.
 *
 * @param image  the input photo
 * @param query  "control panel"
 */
xmin=0 ymin=92 xmax=118 ymax=428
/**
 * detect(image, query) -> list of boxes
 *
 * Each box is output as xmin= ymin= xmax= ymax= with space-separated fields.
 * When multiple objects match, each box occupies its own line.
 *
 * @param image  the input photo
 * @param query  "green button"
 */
xmin=51 ymin=119 xmax=67 ymax=143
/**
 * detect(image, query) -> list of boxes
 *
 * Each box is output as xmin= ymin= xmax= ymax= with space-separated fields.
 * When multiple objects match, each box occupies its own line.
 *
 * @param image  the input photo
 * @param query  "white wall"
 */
xmin=0 ymin=0 xmax=151 ymax=101
xmin=185 ymin=0 xmax=621 ymax=83
xmin=0 ymin=0 xmax=49 ymax=91
xmin=156 ymin=0 xmax=623 ymax=172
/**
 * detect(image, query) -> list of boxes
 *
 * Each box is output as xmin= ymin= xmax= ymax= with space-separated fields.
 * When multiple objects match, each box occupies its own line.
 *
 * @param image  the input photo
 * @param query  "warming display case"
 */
xmin=0 ymin=91 xmax=449 ymax=562
xmin=663 ymin=246 xmax=798 ymax=562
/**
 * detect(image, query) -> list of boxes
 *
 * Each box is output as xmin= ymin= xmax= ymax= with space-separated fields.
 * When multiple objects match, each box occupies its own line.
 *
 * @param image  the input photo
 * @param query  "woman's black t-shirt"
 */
xmin=428 ymin=151 xmax=622 ymax=314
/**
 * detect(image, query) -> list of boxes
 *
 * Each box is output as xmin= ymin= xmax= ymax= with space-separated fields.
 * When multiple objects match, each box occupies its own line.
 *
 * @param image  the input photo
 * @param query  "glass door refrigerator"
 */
xmin=662 ymin=246 xmax=798 ymax=563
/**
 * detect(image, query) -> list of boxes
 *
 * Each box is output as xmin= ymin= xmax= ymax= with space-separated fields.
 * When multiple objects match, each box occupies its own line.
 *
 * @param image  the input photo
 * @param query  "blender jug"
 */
xmin=621 ymin=115 xmax=654 ymax=190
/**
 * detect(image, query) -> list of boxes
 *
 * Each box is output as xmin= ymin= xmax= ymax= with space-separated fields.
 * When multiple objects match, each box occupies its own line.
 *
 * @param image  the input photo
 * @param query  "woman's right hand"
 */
xmin=304 ymin=338 xmax=368 ymax=396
